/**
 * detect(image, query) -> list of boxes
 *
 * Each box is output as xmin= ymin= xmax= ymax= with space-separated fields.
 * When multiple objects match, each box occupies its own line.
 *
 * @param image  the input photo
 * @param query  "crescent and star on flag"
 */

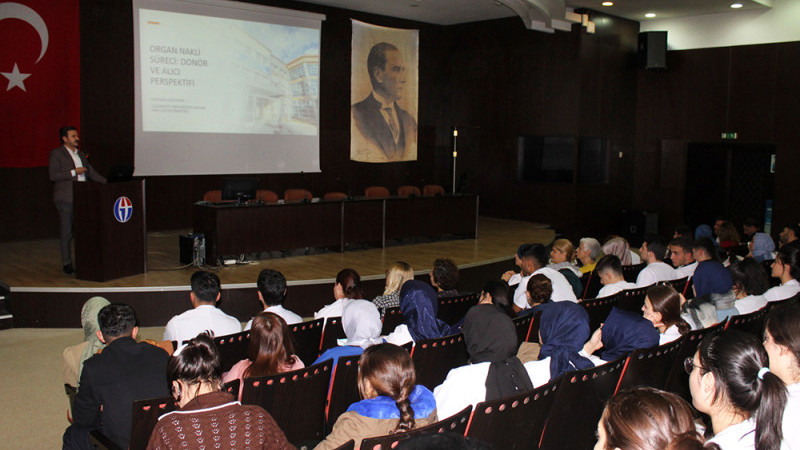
xmin=0 ymin=2 xmax=49 ymax=92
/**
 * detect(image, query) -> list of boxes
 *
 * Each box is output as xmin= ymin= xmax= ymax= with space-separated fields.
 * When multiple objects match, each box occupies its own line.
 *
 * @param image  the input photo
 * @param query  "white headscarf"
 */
xmin=342 ymin=300 xmax=383 ymax=349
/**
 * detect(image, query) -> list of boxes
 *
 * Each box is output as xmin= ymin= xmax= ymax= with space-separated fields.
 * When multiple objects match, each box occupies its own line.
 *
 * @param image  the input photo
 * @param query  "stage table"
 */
xmin=193 ymin=194 xmax=479 ymax=263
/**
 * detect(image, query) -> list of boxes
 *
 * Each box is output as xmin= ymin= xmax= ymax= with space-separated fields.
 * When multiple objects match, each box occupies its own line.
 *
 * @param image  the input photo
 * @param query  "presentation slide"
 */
xmin=133 ymin=0 xmax=325 ymax=176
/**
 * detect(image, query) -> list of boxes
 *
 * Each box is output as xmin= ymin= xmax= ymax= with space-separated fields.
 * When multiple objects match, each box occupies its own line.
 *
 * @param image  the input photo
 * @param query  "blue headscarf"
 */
xmin=695 ymin=224 xmax=714 ymax=242
xmin=600 ymin=307 xmax=660 ymax=361
xmin=399 ymin=280 xmax=459 ymax=341
xmin=693 ymin=260 xmax=733 ymax=298
xmin=538 ymin=302 xmax=594 ymax=379
xmin=751 ymin=233 xmax=775 ymax=262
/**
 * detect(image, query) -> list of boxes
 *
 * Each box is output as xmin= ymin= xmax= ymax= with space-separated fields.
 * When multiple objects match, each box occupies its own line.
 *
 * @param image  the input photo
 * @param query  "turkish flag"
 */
xmin=0 ymin=0 xmax=80 ymax=167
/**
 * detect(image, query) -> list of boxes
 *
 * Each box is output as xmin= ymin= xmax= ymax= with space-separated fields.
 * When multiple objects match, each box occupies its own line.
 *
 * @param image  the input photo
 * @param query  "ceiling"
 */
xmin=298 ymin=0 xmax=773 ymax=27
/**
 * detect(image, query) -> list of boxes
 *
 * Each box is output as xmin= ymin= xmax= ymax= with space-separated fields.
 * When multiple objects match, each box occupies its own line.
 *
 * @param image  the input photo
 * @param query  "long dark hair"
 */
xmin=337 ymin=268 xmax=363 ymax=299
xmin=482 ymin=279 xmax=514 ymax=317
xmin=697 ymin=330 xmax=787 ymax=450
xmin=168 ymin=334 xmax=222 ymax=389
xmin=646 ymin=285 xmax=690 ymax=335
xmin=728 ymin=258 xmax=770 ymax=296
xmin=765 ymin=302 xmax=800 ymax=374
xmin=358 ymin=343 xmax=417 ymax=433
xmin=245 ymin=312 xmax=297 ymax=379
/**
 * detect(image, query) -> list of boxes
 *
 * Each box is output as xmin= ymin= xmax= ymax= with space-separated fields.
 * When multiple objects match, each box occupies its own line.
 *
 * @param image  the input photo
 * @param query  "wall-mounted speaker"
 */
xmin=638 ymin=31 xmax=667 ymax=70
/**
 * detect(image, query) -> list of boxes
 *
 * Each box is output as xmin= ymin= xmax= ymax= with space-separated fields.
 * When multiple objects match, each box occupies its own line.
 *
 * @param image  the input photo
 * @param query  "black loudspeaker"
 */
xmin=638 ymin=31 xmax=667 ymax=69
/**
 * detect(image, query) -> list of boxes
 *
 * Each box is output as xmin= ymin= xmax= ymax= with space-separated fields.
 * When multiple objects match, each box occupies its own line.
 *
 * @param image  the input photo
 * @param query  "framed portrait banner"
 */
xmin=351 ymin=20 xmax=418 ymax=163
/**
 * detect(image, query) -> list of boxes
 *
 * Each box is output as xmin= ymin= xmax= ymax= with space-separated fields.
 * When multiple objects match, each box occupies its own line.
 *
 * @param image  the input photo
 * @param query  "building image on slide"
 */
xmin=288 ymin=50 xmax=320 ymax=127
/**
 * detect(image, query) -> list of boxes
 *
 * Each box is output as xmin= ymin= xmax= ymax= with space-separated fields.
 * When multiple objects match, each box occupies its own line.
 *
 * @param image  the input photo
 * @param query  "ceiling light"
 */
xmin=645 ymin=12 xmax=656 ymax=18
xmin=730 ymin=3 xmax=744 ymax=8
xmin=602 ymin=1 xmax=613 ymax=6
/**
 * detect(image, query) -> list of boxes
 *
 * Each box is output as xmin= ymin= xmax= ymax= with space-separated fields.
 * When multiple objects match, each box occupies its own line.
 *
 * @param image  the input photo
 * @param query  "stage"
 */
xmin=0 ymin=217 xmax=554 ymax=327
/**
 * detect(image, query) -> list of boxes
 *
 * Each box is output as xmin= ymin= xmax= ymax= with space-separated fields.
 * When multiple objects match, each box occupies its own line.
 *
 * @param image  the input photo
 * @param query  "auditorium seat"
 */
xmin=725 ymin=307 xmax=769 ymax=337
xmin=437 ymin=292 xmax=479 ymax=325
xmin=580 ymin=270 xmax=602 ymax=300
xmin=323 ymin=191 xmax=348 ymax=201
xmin=621 ymin=262 xmax=646 ymax=283
xmin=364 ymin=186 xmax=390 ymax=198
xmin=257 ymin=189 xmax=279 ymax=203
xmin=616 ymin=286 xmax=648 ymax=313
xmin=397 ymin=185 xmax=421 ymax=197
xmin=380 ymin=306 xmax=403 ymax=335
xmin=90 ymin=396 xmax=178 ymax=450
xmin=319 ymin=316 xmax=347 ymax=355
xmin=358 ymin=405 xmax=472 ymax=450
xmin=326 ymin=354 xmax=361 ymax=431
xmin=423 ymin=184 xmax=445 ymax=196
xmin=241 ymin=360 xmax=333 ymax=445
xmin=411 ymin=333 xmax=469 ymax=390
xmin=284 ymin=188 xmax=312 ymax=203
xmin=582 ymin=294 xmax=619 ymax=332
xmin=616 ymin=338 xmax=684 ymax=392
xmin=659 ymin=276 xmax=689 ymax=295
xmin=213 ymin=330 xmax=251 ymax=373
xmin=683 ymin=277 xmax=695 ymax=299
xmin=664 ymin=320 xmax=727 ymax=402
xmin=202 ymin=190 xmax=223 ymax=202
xmin=512 ymin=312 xmax=534 ymax=345
xmin=290 ymin=318 xmax=324 ymax=366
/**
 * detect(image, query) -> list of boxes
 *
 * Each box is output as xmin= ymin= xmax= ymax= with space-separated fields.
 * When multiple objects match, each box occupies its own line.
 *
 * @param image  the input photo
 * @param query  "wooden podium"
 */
xmin=74 ymin=180 xmax=147 ymax=282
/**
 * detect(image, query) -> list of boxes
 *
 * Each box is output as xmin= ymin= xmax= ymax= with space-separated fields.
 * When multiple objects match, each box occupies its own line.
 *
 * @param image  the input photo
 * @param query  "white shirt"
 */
xmin=67 ymin=147 xmax=86 ymax=181
xmin=383 ymin=324 xmax=413 ymax=346
xmin=314 ymin=298 xmax=350 ymax=321
xmin=675 ymin=261 xmax=698 ymax=279
xmin=659 ymin=324 xmax=682 ymax=345
xmin=782 ymin=382 xmax=800 ymax=450
xmin=734 ymin=295 xmax=768 ymax=315
xmin=512 ymin=273 xmax=534 ymax=309
xmin=597 ymin=280 xmax=638 ymax=299
xmin=534 ymin=267 xmax=578 ymax=303
xmin=764 ymin=279 xmax=800 ymax=302
xmin=244 ymin=304 xmax=303 ymax=330
xmin=163 ymin=304 xmax=242 ymax=344
xmin=433 ymin=358 xmax=551 ymax=419
xmin=708 ymin=418 xmax=755 ymax=450
xmin=636 ymin=261 xmax=678 ymax=287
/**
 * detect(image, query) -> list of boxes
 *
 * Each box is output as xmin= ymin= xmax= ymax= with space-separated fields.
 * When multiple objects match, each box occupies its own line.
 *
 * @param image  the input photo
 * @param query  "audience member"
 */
xmin=576 ymin=237 xmax=602 ymax=274
xmin=779 ymin=223 xmax=800 ymax=250
xmin=147 ymin=334 xmax=292 ymax=450
xmin=673 ymin=224 xmax=693 ymax=240
xmin=316 ymin=268 xmax=364 ymax=320
xmin=519 ymin=274 xmax=554 ymax=317
xmin=669 ymin=236 xmax=698 ymax=279
xmin=765 ymin=246 xmax=800 ymax=302
xmin=537 ymin=301 xmax=593 ymax=379
xmin=395 ymin=433 xmax=492 ymax=450
xmin=748 ymin=231 xmax=776 ymax=263
xmin=688 ymin=330 xmax=786 ymax=450
xmin=373 ymin=261 xmax=414 ymax=315
xmin=506 ymin=244 xmax=577 ymax=313
xmin=384 ymin=280 xmax=459 ymax=346
xmin=716 ymin=220 xmax=741 ymax=249
xmin=163 ymin=271 xmax=241 ymax=346
xmin=501 ymin=243 xmax=529 ymax=285
xmin=636 ymin=236 xmax=678 ymax=287
xmin=63 ymin=296 xmax=110 ymax=388
xmin=595 ymin=387 xmax=705 ymax=450
xmin=602 ymin=236 xmax=632 ymax=266
xmin=695 ymin=224 xmax=715 ymax=243
xmin=222 ymin=312 xmax=304 ymax=399
xmin=728 ymin=258 xmax=770 ymax=314
xmin=64 ymin=304 xmax=169 ymax=450
xmin=742 ymin=217 xmax=760 ymax=240
xmin=315 ymin=344 xmax=437 ymax=450
xmin=641 ymin=285 xmax=690 ymax=345
xmin=479 ymin=279 xmax=515 ymax=317
xmin=434 ymin=300 xmax=537 ymax=419
xmin=314 ymin=299 xmax=383 ymax=369
xmin=548 ymin=238 xmax=584 ymax=298
xmin=581 ymin=307 xmax=659 ymax=365
xmin=430 ymin=258 xmax=459 ymax=297
xmin=245 ymin=269 xmax=302 ymax=331
xmin=595 ymin=255 xmax=638 ymax=298
xmin=691 ymin=238 xmax=734 ymax=299
xmin=764 ymin=303 xmax=800 ymax=449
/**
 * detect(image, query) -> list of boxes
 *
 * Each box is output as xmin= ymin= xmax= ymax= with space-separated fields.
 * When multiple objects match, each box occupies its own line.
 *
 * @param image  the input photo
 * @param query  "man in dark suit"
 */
xmin=63 ymin=304 xmax=169 ymax=450
xmin=352 ymin=42 xmax=417 ymax=162
xmin=49 ymin=126 xmax=106 ymax=274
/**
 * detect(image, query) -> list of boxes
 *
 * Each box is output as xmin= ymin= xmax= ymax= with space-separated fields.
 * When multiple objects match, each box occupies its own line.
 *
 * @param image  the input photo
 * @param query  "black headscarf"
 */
xmin=462 ymin=304 xmax=533 ymax=401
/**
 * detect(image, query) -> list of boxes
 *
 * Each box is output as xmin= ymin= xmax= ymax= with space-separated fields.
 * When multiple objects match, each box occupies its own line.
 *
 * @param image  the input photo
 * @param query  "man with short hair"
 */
xmin=63 ymin=304 xmax=169 ymax=449
xmin=163 ymin=271 xmax=241 ymax=344
xmin=430 ymin=258 xmax=459 ymax=297
xmin=576 ymin=237 xmax=602 ymax=274
xmin=506 ymin=244 xmax=577 ymax=312
xmin=779 ymin=224 xmax=800 ymax=250
xmin=636 ymin=236 xmax=678 ymax=287
xmin=595 ymin=255 xmax=638 ymax=298
xmin=691 ymin=238 xmax=733 ymax=299
xmin=669 ymin=236 xmax=698 ymax=279
xmin=49 ymin=126 xmax=107 ymax=274
xmin=245 ymin=269 xmax=302 ymax=330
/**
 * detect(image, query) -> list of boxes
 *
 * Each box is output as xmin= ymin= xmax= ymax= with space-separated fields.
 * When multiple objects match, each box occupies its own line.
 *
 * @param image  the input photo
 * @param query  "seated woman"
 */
xmin=372 ymin=261 xmax=414 ymax=315
xmin=729 ymin=258 xmax=770 ymax=314
xmin=595 ymin=387 xmax=704 ymax=450
xmin=717 ymin=220 xmax=742 ymax=250
xmin=689 ymin=329 xmax=786 ymax=450
xmin=518 ymin=274 xmax=554 ymax=318
xmin=480 ymin=279 xmax=515 ymax=317
xmin=548 ymin=238 xmax=583 ymax=298
xmin=576 ymin=237 xmax=602 ymax=274
xmin=314 ymin=299 xmax=383 ymax=369
xmin=748 ymin=232 xmax=775 ymax=263
xmin=315 ymin=268 xmax=364 ymax=321
xmin=764 ymin=302 xmax=800 ymax=448
xmin=765 ymin=246 xmax=800 ymax=302
xmin=63 ymin=296 xmax=110 ymax=388
xmin=602 ymin=237 xmax=633 ymax=266
xmin=641 ymin=285 xmax=690 ymax=345
xmin=581 ymin=307 xmax=660 ymax=365
xmin=384 ymin=280 xmax=460 ymax=346
xmin=222 ymin=312 xmax=304 ymax=399
xmin=315 ymin=344 xmax=437 ymax=450
xmin=148 ymin=334 xmax=292 ymax=450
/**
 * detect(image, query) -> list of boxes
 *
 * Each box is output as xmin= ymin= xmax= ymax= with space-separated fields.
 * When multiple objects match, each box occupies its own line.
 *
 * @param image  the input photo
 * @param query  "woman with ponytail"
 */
xmin=688 ymin=329 xmax=787 ymax=450
xmin=642 ymin=285 xmax=691 ymax=345
xmin=148 ymin=334 xmax=292 ymax=450
xmin=764 ymin=302 xmax=800 ymax=449
xmin=315 ymin=344 xmax=437 ymax=450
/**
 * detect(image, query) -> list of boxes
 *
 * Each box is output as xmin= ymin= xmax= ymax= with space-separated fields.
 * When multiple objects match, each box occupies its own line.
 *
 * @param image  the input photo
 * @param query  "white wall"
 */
xmin=640 ymin=0 xmax=800 ymax=50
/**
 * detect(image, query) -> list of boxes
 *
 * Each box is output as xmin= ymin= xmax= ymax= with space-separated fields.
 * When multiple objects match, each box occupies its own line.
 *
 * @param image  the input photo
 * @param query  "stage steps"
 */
xmin=0 ymin=281 xmax=12 ymax=329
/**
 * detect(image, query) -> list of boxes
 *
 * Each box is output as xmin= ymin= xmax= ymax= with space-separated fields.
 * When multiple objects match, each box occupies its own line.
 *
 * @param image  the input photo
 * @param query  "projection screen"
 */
xmin=133 ymin=0 xmax=324 ymax=176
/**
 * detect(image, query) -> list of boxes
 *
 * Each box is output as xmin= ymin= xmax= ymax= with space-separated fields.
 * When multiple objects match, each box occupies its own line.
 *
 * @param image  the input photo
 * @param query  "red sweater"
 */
xmin=147 ymin=391 xmax=294 ymax=450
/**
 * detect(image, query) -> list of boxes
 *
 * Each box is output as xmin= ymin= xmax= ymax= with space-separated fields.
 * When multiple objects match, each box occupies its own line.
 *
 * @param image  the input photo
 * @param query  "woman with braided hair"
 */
xmin=315 ymin=343 xmax=437 ymax=450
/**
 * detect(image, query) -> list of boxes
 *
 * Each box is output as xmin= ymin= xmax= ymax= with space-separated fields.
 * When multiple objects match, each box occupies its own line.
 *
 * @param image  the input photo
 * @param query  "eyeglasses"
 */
xmin=683 ymin=357 xmax=707 ymax=375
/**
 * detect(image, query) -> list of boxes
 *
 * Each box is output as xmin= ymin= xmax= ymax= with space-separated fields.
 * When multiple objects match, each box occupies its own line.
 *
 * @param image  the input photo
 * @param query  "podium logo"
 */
xmin=114 ymin=196 xmax=133 ymax=223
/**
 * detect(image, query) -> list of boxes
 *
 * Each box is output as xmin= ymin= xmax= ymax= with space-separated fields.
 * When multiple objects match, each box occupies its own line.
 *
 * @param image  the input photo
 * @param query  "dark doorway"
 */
xmin=685 ymin=143 xmax=775 ymax=230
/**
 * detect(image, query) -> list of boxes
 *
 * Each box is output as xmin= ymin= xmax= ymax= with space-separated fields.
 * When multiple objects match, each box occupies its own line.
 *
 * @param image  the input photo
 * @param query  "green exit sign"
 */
xmin=721 ymin=132 xmax=738 ymax=140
